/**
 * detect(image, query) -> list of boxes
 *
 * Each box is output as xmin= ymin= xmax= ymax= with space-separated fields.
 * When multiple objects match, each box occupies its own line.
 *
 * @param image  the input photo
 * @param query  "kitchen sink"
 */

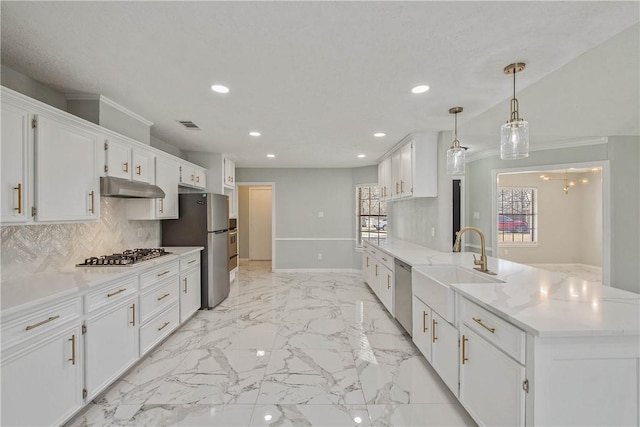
xmin=412 ymin=265 xmax=504 ymax=323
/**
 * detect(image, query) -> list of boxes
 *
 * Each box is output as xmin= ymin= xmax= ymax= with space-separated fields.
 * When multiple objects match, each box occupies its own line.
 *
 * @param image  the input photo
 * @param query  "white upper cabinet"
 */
xmin=125 ymin=155 xmax=179 ymax=220
xmin=224 ymin=156 xmax=235 ymax=187
xmin=1 ymin=101 xmax=30 ymax=224
xmin=104 ymin=137 xmax=131 ymax=179
xmin=179 ymin=162 xmax=206 ymax=189
xmin=34 ymin=114 xmax=99 ymax=222
xmin=132 ymin=148 xmax=154 ymax=183
xmin=380 ymin=132 xmax=438 ymax=201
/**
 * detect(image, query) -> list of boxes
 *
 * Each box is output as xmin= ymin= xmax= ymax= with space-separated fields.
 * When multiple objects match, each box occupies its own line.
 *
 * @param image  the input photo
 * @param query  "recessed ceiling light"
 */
xmin=210 ymin=84 xmax=229 ymax=94
xmin=249 ymin=131 xmax=261 ymax=137
xmin=358 ymin=154 xmax=366 ymax=158
xmin=374 ymin=132 xmax=386 ymax=138
xmin=411 ymin=85 xmax=430 ymax=94
xmin=266 ymin=154 xmax=275 ymax=158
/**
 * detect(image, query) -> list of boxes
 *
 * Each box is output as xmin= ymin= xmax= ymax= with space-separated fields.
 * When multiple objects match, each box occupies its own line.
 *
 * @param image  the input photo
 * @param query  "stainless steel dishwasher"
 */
xmin=394 ymin=259 xmax=412 ymax=336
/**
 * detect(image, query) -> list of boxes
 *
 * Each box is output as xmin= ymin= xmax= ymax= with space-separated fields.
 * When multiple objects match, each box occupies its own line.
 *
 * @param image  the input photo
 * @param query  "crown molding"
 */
xmin=65 ymin=93 xmax=153 ymax=126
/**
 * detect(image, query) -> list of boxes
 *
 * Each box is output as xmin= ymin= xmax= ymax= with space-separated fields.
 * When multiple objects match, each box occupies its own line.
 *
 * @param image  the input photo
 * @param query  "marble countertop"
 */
xmin=1 ymin=246 xmax=203 ymax=314
xmin=365 ymin=239 xmax=640 ymax=338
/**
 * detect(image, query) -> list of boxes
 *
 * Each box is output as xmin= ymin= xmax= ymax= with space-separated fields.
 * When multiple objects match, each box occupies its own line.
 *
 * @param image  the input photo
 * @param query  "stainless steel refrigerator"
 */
xmin=162 ymin=193 xmax=230 ymax=309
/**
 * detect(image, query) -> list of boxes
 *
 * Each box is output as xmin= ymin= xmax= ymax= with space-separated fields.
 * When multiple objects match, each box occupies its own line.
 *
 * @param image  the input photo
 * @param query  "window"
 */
xmin=497 ymin=187 xmax=537 ymax=244
xmin=357 ymin=185 xmax=387 ymax=246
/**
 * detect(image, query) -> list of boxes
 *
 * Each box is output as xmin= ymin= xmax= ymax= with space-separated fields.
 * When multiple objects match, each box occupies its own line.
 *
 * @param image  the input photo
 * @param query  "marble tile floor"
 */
xmin=67 ymin=261 xmax=476 ymax=427
xmin=527 ymin=263 xmax=602 ymax=285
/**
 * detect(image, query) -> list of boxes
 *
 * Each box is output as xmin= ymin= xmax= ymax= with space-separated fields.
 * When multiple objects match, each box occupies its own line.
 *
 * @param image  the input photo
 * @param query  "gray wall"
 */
xmin=236 ymin=166 xmax=376 ymax=270
xmin=238 ymin=186 xmax=250 ymax=259
xmin=1 ymin=64 xmax=67 ymax=110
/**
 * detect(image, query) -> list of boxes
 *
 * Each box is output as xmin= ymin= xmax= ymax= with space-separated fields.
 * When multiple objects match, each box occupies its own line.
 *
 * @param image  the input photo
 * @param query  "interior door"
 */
xmin=249 ymin=187 xmax=272 ymax=260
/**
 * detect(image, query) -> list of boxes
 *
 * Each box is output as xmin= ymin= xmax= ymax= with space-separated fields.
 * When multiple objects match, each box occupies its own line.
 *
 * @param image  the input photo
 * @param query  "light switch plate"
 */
xmin=318 ymin=211 xmax=324 ymax=218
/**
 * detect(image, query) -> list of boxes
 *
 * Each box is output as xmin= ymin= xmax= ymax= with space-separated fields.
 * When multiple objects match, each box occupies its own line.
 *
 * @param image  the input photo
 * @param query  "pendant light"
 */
xmin=501 ymin=62 xmax=529 ymax=159
xmin=447 ymin=107 xmax=465 ymax=175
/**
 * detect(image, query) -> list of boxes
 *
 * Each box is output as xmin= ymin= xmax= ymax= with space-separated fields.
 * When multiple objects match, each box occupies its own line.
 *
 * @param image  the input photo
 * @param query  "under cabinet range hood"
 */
xmin=100 ymin=176 xmax=165 ymax=198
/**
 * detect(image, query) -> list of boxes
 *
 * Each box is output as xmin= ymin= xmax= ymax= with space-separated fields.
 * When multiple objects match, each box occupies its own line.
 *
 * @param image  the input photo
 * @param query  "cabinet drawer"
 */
xmin=180 ymin=252 xmax=200 ymax=271
xmin=139 ymin=303 xmax=179 ymax=356
xmin=376 ymin=251 xmax=394 ymax=271
xmin=139 ymin=278 xmax=179 ymax=324
xmin=459 ymin=297 xmax=525 ymax=364
xmin=85 ymin=277 xmax=138 ymax=313
xmin=140 ymin=260 xmax=179 ymax=289
xmin=1 ymin=296 xmax=82 ymax=348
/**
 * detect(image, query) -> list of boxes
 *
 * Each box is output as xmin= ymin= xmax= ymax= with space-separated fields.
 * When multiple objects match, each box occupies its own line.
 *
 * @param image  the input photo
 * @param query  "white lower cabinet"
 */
xmin=140 ymin=303 xmax=180 ymax=356
xmin=180 ymin=260 xmax=201 ymax=323
xmin=431 ymin=310 xmax=459 ymax=396
xmin=412 ymin=295 xmax=432 ymax=362
xmin=1 ymin=322 xmax=83 ymax=426
xmin=459 ymin=324 xmax=526 ymax=426
xmin=362 ymin=246 xmax=394 ymax=314
xmin=84 ymin=294 xmax=139 ymax=400
xmin=378 ymin=264 xmax=394 ymax=314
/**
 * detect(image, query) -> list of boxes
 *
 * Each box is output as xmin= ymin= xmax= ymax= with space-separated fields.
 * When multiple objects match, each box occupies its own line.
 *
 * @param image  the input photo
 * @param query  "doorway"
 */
xmin=452 ymin=179 xmax=462 ymax=247
xmin=238 ymin=183 xmax=275 ymax=269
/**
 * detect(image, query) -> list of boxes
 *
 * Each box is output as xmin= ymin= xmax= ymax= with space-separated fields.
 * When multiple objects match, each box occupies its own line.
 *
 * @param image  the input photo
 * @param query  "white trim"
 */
xmin=275 ymin=237 xmax=355 ymax=241
xmin=237 ymin=182 xmax=276 ymax=272
xmin=467 ymin=137 xmax=608 ymax=163
xmin=65 ymin=93 xmax=154 ymax=126
xmin=273 ymin=268 xmax=361 ymax=274
xmin=491 ymin=160 xmax=610 ymax=285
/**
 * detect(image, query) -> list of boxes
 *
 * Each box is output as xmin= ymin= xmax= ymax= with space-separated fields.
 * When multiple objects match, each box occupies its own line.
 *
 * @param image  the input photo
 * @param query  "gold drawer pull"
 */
xmin=158 ymin=321 xmax=170 ymax=331
xmin=187 ymin=259 xmax=197 ymax=264
xmin=159 ymin=198 xmax=164 ymax=213
xmin=107 ymin=288 xmax=126 ymax=298
xmin=136 ymin=165 xmax=141 ymax=175
xmin=89 ymin=191 xmax=95 ymax=214
xmin=157 ymin=270 xmax=170 ymax=277
xmin=25 ymin=315 xmax=60 ymax=331
xmin=473 ymin=317 xmax=496 ymax=333
xmin=157 ymin=293 xmax=171 ymax=301
xmin=14 ymin=183 xmax=22 ymax=214
xmin=432 ymin=319 xmax=438 ymax=343
xmin=422 ymin=311 xmax=428 ymax=333
xmin=183 ymin=277 xmax=188 ymax=293
xmin=68 ymin=334 xmax=76 ymax=365
xmin=461 ymin=335 xmax=468 ymax=364
xmin=387 ymin=274 xmax=391 ymax=289
xmin=375 ymin=264 xmax=379 ymax=277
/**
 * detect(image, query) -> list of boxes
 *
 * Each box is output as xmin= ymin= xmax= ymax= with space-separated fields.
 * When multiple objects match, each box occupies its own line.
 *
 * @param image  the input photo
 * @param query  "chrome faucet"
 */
xmin=452 ymin=227 xmax=495 ymax=274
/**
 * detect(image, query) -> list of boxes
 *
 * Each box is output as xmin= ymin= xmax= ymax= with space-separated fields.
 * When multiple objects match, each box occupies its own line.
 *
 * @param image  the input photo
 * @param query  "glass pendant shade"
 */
xmin=447 ymin=145 xmax=465 ymax=174
xmin=500 ymin=119 xmax=529 ymax=159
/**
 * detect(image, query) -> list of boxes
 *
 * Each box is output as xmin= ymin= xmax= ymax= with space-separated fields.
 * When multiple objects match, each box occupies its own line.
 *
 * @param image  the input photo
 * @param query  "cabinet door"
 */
xmin=85 ymin=296 xmax=139 ymax=400
xmin=1 ymin=102 xmax=30 ymax=224
xmin=400 ymin=142 xmax=413 ymax=197
xmin=132 ymin=148 xmax=154 ymax=183
xmin=224 ymin=157 xmax=235 ymax=187
xmin=391 ymin=150 xmax=402 ymax=199
xmin=459 ymin=325 xmax=526 ymax=427
xmin=431 ymin=311 xmax=459 ymax=396
xmin=362 ymin=252 xmax=371 ymax=285
xmin=179 ymin=164 xmax=195 ymax=186
xmin=35 ymin=115 xmax=99 ymax=222
xmin=379 ymin=157 xmax=392 ymax=201
xmin=379 ymin=264 xmax=394 ymax=314
xmin=1 ymin=323 xmax=83 ymax=427
xmin=412 ymin=295 xmax=432 ymax=362
xmin=155 ymin=156 xmax=179 ymax=219
xmin=193 ymin=168 xmax=206 ymax=189
xmin=105 ymin=137 xmax=131 ymax=179
xmin=180 ymin=267 xmax=201 ymax=322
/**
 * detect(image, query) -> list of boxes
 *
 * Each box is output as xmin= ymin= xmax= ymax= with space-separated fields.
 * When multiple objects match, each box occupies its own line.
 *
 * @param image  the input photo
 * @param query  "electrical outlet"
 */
xmin=317 ymin=253 xmax=323 ymax=260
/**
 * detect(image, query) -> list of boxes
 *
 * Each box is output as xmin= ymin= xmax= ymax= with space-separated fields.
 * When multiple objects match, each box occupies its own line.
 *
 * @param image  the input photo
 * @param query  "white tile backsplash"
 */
xmin=1 ymin=198 xmax=160 ymax=281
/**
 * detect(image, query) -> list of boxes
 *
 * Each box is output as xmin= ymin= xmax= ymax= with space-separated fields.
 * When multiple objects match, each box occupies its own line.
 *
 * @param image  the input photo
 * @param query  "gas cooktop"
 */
xmin=76 ymin=248 xmax=170 ymax=267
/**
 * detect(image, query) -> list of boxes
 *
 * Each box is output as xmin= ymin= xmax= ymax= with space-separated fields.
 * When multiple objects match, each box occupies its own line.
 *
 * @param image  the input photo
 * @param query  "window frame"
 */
xmin=355 ymin=183 xmax=387 ymax=248
xmin=497 ymin=186 xmax=538 ymax=247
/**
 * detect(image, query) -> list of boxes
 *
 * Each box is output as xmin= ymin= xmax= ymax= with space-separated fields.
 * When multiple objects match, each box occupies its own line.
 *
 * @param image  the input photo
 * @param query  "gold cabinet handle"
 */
xmin=130 ymin=303 xmax=136 ymax=326
xmin=422 ymin=310 xmax=428 ymax=333
xmin=461 ymin=335 xmax=468 ymax=364
xmin=366 ymin=257 xmax=369 ymax=267
xmin=158 ymin=321 xmax=170 ymax=331
xmin=400 ymin=180 xmax=404 ymax=193
xmin=14 ymin=183 xmax=22 ymax=214
xmin=196 ymin=175 xmax=200 ymax=183
xmin=157 ymin=270 xmax=170 ymax=277
xmin=136 ymin=165 xmax=141 ymax=175
xmin=375 ymin=264 xmax=378 ymax=277
xmin=396 ymin=182 xmax=400 ymax=194
xmin=472 ymin=317 xmax=496 ymax=334
xmin=190 ymin=174 xmax=195 ymax=182
xmin=123 ymin=162 xmax=129 ymax=173
xmin=107 ymin=288 xmax=126 ymax=297
xmin=157 ymin=293 xmax=170 ymax=301
xmin=432 ymin=319 xmax=438 ymax=343
xmin=159 ymin=198 xmax=164 ymax=213
xmin=187 ymin=259 xmax=197 ymax=264
xmin=68 ymin=334 xmax=76 ymax=365
xmin=89 ymin=191 xmax=95 ymax=214
xmin=387 ymin=274 xmax=391 ymax=289
xmin=25 ymin=315 xmax=60 ymax=331
xmin=183 ymin=277 xmax=188 ymax=293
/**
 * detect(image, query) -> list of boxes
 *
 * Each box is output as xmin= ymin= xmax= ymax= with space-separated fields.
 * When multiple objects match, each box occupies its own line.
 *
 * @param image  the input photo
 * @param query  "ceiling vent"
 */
xmin=178 ymin=120 xmax=200 ymax=130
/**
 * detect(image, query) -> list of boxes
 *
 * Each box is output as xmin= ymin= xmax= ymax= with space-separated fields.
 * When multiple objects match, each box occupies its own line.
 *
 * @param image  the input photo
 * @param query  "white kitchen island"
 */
xmin=364 ymin=238 xmax=640 ymax=427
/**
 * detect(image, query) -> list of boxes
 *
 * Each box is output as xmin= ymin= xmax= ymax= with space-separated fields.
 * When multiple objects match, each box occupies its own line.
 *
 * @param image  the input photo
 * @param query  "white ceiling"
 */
xmin=1 ymin=1 xmax=638 ymax=168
